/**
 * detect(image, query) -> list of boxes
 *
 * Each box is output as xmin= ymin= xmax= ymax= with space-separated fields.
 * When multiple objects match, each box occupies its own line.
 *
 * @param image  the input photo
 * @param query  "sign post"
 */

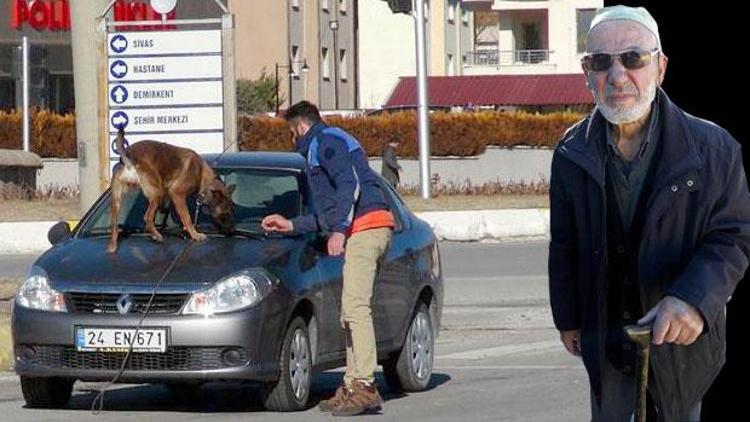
xmin=97 ymin=0 xmax=235 ymax=181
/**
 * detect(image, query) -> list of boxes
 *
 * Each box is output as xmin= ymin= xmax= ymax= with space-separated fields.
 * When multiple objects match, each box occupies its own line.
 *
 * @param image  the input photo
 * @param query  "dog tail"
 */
xmin=115 ymin=127 xmax=133 ymax=167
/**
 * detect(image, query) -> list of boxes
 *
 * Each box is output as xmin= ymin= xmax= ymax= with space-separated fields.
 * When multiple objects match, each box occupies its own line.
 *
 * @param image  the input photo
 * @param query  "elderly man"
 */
xmin=548 ymin=5 xmax=750 ymax=422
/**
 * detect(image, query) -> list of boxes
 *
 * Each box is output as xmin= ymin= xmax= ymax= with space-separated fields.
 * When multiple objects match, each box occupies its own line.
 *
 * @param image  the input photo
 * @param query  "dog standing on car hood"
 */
xmin=107 ymin=128 xmax=236 ymax=254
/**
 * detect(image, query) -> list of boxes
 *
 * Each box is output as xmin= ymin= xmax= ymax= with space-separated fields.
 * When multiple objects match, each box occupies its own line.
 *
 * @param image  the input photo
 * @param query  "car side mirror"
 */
xmin=48 ymin=221 xmax=72 ymax=245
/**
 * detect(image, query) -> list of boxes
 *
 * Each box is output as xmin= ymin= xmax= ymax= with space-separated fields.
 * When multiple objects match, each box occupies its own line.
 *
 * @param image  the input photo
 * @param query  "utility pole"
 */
xmin=70 ymin=0 xmax=109 ymax=212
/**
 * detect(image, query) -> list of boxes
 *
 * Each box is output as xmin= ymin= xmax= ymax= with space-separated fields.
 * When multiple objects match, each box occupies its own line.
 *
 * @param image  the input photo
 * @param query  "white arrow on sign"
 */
xmin=111 ymin=113 xmax=128 ymax=127
xmin=111 ymin=86 xmax=127 ymax=103
xmin=112 ymin=37 xmax=127 ymax=52
xmin=110 ymin=61 xmax=128 ymax=78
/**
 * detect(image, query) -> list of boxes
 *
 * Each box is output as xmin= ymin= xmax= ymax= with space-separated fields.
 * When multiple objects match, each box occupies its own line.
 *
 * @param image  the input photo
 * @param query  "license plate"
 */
xmin=75 ymin=327 xmax=167 ymax=353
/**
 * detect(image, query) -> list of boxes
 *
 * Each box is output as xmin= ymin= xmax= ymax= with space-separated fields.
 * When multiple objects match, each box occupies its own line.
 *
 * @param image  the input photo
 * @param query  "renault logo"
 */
xmin=116 ymin=294 xmax=133 ymax=315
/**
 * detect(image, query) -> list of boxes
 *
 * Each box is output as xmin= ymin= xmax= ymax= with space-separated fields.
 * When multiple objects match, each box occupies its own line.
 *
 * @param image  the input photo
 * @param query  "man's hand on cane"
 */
xmin=637 ymin=296 xmax=704 ymax=346
xmin=560 ymin=329 xmax=582 ymax=357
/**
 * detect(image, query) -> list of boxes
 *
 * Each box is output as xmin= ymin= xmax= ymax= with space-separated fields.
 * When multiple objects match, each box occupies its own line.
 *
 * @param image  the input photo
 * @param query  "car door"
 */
xmin=372 ymin=184 xmax=416 ymax=351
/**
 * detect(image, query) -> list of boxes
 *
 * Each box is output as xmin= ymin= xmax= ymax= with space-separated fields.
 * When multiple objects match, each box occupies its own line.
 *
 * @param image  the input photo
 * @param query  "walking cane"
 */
xmin=624 ymin=324 xmax=653 ymax=422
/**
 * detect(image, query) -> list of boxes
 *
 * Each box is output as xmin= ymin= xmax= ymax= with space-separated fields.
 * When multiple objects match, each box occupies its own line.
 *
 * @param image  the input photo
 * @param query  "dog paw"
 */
xmin=192 ymin=232 xmax=207 ymax=242
xmin=151 ymin=233 xmax=164 ymax=243
xmin=107 ymin=244 xmax=117 ymax=254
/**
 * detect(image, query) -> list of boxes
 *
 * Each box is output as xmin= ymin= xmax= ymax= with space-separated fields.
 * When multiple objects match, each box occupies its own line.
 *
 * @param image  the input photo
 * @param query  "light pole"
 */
xmin=275 ymin=59 xmax=309 ymax=114
xmin=329 ymin=19 xmax=339 ymax=110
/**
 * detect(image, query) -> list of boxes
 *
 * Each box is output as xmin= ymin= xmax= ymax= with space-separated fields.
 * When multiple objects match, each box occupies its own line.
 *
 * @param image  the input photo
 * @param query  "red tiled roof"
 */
xmin=384 ymin=74 xmax=594 ymax=107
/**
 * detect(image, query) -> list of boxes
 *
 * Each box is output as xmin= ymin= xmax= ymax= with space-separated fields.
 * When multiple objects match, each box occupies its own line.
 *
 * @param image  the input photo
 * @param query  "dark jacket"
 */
xmin=548 ymin=89 xmax=750 ymax=420
xmin=381 ymin=144 xmax=401 ymax=187
xmin=291 ymin=122 xmax=390 ymax=236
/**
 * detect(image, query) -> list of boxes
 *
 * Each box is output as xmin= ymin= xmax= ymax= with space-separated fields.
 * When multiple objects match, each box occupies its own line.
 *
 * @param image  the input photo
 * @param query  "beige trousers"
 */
xmin=340 ymin=227 xmax=392 ymax=387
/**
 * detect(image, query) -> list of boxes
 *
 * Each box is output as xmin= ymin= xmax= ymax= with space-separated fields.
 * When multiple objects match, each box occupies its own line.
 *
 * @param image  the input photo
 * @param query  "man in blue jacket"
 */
xmin=548 ymin=5 xmax=750 ymax=421
xmin=262 ymin=101 xmax=395 ymax=416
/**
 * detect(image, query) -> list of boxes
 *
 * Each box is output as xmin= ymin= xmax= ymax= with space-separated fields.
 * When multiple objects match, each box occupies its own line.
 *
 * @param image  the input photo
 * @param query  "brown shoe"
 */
xmin=331 ymin=380 xmax=383 ymax=417
xmin=318 ymin=384 xmax=348 ymax=412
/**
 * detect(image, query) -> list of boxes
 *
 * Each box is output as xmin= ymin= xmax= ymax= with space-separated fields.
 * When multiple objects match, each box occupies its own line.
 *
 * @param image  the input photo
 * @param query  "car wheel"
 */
xmin=261 ymin=316 xmax=312 ymax=412
xmin=384 ymin=302 xmax=434 ymax=392
xmin=20 ymin=376 xmax=74 ymax=408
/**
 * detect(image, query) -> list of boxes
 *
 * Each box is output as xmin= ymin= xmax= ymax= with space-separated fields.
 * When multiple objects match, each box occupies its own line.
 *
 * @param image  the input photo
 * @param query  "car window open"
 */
xmin=77 ymin=168 xmax=301 ymax=237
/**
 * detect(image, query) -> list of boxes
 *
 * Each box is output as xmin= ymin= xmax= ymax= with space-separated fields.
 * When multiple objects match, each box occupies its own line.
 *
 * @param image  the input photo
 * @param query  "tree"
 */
xmin=236 ymin=68 xmax=282 ymax=114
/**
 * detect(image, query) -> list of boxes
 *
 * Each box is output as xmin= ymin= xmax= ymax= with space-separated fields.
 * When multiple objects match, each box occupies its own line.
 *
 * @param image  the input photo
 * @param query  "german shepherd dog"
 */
xmin=108 ymin=129 xmax=235 ymax=253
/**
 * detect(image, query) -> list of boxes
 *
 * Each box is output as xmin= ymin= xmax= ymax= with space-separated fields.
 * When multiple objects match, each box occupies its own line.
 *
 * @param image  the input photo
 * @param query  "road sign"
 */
xmin=107 ymin=56 xmax=222 ymax=81
xmin=105 ymin=28 xmax=228 ymax=162
xmin=110 ymin=60 xmax=128 ymax=79
xmin=110 ymin=85 xmax=129 ymax=104
xmin=110 ymin=34 xmax=128 ymax=53
xmin=108 ymin=107 xmax=224 ymax=133
xmin=110 ymin=111 xmax=129 ymax=130
xmin=107 ymin=81 xmax=223 ymax=108
xmin=110 ymin=132 xmax=225 ymax=157
xmin=107 ymin=30 xmax=221 ymax=56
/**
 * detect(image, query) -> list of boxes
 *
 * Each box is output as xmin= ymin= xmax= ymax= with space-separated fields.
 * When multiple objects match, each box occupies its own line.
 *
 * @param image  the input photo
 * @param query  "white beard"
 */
xmin=595 ymin=79 xmax=657 ymax=124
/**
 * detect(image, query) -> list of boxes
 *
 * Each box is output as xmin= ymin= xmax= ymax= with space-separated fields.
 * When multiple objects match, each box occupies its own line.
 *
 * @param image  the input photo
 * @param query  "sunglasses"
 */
xmin=582 ymin=49 xmax=659 ymax=72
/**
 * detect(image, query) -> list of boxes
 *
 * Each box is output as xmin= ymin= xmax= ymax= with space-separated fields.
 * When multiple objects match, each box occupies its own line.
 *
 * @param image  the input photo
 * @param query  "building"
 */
xmin=0 ymin=0 xmax=225 ymax=113
xmin=234 ymin=0 xmax=475 ymax=111
xmin=385 ymin=73 xmax=594 ymax=112
xmin=462 ymin=0 xmax=602 ymax=75
xmin=357 ymin=0 xmax=475 ymax=110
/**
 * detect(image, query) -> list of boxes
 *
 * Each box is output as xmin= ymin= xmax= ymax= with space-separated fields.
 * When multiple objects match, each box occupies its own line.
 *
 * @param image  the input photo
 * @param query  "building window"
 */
xmin=291 ymin=0 xmax=299 ymax=10
xmin=322 ymin=47 xmax=330 ymax=80
xmin=49 ymin=73 xmax=74 ymax=114
xmin=577 ymin=9 xmax=596 ymax=53
xmin=339 ymin=0 xmax=346 ymax=14
xmin=340 ymin=49 xmax=347 ymax=81
xmin=448 ymin=2 xmax=455 ymax=23
xmin=322 ymin=0 xmax=329 ymax=12
xmin=291 ymin=45 xmax=301 ymax=77
xmin=462 ymin=8 xmax=469 ymax=25
xmin=447 ymin=54 xmax=455 ymax=76
xmin=0 ymin=78 xmax=15 ymax=111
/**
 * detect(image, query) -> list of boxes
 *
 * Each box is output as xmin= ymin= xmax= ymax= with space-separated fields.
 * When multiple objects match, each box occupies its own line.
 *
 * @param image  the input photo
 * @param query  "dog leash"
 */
xmin=90 ymin=240 xmax=198 ymax=415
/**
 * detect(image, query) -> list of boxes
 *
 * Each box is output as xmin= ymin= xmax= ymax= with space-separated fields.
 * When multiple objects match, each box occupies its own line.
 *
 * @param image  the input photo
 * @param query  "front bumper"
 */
xmin=11 ymin=300 xmax=285 ymax=383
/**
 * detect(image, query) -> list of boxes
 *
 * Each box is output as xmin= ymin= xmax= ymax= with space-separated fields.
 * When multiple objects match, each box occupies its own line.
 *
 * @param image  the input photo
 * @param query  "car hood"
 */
xmin=35 ymin=235 xmax=300 ymax=293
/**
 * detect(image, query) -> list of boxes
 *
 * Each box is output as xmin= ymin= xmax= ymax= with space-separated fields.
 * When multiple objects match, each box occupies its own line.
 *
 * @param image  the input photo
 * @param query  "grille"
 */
xmin=19 ymin=345 xmax=247 ymax=371
xmin=67 ymin=292 xmax=188 ymax=314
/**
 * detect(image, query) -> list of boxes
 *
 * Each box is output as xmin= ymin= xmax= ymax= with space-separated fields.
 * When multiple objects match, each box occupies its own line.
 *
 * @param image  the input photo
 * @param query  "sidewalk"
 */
xmin=0 ymin=209 xmax=551 ymax=254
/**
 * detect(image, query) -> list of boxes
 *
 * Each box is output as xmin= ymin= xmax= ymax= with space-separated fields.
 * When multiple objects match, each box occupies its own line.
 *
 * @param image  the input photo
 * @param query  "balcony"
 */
xmin=464 ymin=49 xmax=557 ymax=75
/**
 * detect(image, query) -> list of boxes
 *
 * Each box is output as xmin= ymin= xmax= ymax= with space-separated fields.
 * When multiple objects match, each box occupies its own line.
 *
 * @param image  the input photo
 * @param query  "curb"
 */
xmin=0 ymin=209 xmax=551 ymax=254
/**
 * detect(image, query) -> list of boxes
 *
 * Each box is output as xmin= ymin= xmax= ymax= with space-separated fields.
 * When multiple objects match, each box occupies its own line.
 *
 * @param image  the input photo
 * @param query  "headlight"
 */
xmin=183 ymin=269 xmax=276 ymax=316
xmin=15 ymin=266 xmax=67 ymax=312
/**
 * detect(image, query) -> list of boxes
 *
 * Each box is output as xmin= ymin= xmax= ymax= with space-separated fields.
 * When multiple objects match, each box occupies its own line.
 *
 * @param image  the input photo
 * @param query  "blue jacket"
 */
xmin=548 ymin=88 xmax=750 ymax=420
xmin=291 ymin=122 xmax=390 ymax=236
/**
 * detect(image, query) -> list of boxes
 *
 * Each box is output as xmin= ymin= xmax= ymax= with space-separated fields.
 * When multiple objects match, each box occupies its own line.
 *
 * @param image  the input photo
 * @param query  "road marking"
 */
xmin=437 ymin=340 xmax=561 ymax=360
xmin=444 ymin=275 xmax=548 ymax=283
xmin=0 ymin=373 xmax=17 ymax=382
xmin=435 ymin=364 xmax=583 ymax=370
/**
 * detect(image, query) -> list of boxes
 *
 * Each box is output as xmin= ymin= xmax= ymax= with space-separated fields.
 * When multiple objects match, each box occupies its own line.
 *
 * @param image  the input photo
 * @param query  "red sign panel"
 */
xmin=10 ymin=0 xmax=177 ymax=32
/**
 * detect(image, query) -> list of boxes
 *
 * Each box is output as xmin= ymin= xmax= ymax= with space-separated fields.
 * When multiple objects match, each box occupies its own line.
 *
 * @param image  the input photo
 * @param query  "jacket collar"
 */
xmin=559 ymin=88 xmax=703 ymax=189
xmin=295 ymin=121 xmax=328 ymax=157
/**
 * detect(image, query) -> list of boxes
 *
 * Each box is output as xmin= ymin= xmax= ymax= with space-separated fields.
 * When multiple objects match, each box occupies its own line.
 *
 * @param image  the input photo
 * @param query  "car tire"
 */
xmin=20 ymin=376 xmax=74 ymax=408
xmin=261 ymin=316 xmax=313 ymax=412
xmin=384 ymin=302 xmax=434 ymax=393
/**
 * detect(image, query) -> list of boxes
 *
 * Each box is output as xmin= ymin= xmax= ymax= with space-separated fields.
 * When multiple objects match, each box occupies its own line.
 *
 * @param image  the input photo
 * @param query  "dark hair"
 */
xmin=284 ymin=101 xmax=322 ymax=124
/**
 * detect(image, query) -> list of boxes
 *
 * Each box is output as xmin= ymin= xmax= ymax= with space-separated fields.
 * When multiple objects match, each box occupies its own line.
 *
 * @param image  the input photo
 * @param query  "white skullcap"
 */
xmin=589 ymin=5 xmax=661 ymax=50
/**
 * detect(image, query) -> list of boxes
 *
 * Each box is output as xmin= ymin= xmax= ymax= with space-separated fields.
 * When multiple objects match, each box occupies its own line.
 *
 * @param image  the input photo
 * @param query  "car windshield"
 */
xmin=77 ymin=168 xmax=302 ymax=237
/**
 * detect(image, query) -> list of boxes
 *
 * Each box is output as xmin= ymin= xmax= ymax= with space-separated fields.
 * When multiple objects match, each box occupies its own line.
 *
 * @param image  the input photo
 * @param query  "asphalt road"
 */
xmin=0 ymin=241 xmax=591 ymax=421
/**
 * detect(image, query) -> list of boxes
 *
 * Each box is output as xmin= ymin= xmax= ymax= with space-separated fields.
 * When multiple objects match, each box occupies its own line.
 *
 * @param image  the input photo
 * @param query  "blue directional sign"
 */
xmin=111 ymin=111 xmax=129 ymax=129
xmin=110 ymin=34 xmax=128 ymax=53
xmin=110 ymin=85 xmax=128 ymax=104
xmin=110 ymin=60 xmax=128 ymax=79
